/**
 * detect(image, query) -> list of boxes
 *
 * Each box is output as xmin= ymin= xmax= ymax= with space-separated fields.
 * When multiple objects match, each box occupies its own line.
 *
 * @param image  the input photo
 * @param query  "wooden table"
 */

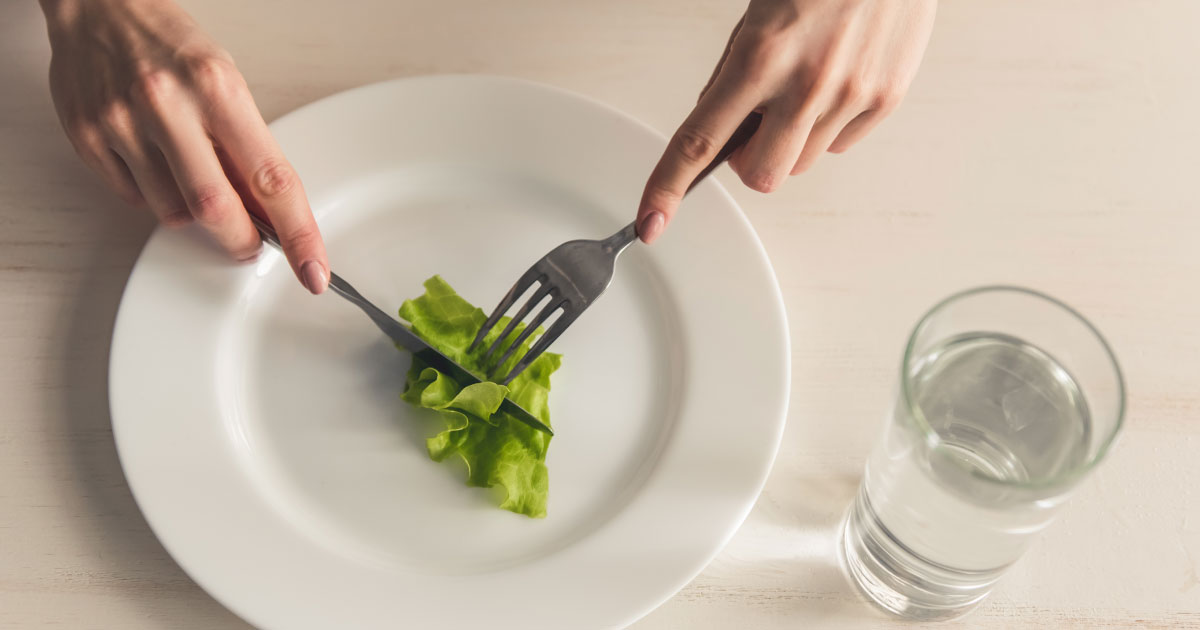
xmin=3 ymin=1 xmax=1198 ymax=627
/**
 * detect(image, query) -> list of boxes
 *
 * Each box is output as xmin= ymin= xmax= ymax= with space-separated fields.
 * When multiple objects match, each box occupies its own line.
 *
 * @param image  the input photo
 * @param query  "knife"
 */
xmin=247 ymin=213 xmax=554 ymax=436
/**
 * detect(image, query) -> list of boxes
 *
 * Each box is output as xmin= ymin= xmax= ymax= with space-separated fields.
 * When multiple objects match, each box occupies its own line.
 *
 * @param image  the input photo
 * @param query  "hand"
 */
xmin=40 ymin=0 xmax=330 ymax=294
xmin=636 ymin=0 xmax=936 ymax=243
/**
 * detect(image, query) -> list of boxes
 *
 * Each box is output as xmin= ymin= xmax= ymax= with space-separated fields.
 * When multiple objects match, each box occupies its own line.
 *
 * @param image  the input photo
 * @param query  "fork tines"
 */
xmin=468 ymin=265 xmax=577 ymax=385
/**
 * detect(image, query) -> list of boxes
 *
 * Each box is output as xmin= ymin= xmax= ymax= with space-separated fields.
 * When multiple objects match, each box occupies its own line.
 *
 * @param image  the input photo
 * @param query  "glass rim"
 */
xmin=900 ymin=285 xmax=1127 ymax=490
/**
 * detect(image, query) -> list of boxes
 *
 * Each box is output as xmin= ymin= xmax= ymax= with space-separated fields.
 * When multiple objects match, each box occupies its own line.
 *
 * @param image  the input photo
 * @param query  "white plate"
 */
xmin=110 ymin=75 xmax=789 ymax=630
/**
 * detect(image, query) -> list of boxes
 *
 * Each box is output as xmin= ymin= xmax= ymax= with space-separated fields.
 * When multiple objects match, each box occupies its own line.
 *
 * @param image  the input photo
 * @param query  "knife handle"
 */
xmin=246 ymin=211 xmax=283 ymax=249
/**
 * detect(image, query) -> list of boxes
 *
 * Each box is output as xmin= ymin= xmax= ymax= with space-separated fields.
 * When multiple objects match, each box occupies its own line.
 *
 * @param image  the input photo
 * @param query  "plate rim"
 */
xmin=108 ymin=73 xmax=791 ymax=630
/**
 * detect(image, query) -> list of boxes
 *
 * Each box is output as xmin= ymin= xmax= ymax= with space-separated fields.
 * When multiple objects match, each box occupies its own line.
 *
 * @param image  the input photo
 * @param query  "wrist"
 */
xmin=39 ymin=0 xmax=144 ymax=35
xmin=38 ymin=0 xmax=84 ymax=29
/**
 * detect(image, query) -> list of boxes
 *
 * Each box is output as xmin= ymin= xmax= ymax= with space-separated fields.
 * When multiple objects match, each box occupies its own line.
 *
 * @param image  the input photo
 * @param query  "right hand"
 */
xmin=635 ymin=0 xmax=936 ymax=244
xmin=40 ymin=0 xmax=330 ymax=294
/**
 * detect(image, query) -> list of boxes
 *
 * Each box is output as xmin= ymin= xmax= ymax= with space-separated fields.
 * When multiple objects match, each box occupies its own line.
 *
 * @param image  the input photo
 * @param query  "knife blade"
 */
xmin=247 ymin=214 xmax=554 ymax=436
xmin=332 ymin=277 xmax=555 ymax=436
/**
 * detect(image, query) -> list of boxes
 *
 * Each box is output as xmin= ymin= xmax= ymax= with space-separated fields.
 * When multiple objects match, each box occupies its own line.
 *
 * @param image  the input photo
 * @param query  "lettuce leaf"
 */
xmin=398 ymin=276 xmax=560 ymax=518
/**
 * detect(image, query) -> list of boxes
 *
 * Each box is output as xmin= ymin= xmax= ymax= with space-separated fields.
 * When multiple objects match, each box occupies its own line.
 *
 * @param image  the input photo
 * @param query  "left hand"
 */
xmin=636 ymin=0 xmax=937 ymax=243
xmin=41 ymin=0 xmax=331 ymax=294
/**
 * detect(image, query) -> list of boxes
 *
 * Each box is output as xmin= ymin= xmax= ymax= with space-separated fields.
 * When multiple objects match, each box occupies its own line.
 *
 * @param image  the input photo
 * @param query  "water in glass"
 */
xmin=843 ymin=332 xmax=1091 ymax=619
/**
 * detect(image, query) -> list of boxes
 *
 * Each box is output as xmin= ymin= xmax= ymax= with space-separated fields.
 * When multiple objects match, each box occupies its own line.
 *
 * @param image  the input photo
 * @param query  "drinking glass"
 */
xmin=841 ymin=287 xmax=1125 ymax=620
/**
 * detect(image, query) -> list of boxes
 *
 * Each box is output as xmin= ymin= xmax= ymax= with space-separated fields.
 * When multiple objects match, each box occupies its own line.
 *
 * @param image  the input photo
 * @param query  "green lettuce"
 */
xmin=397 ymin=276 xmax=560 ymax=518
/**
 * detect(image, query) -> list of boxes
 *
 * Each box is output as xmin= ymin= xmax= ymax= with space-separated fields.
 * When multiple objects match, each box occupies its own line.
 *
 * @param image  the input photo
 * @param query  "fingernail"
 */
xmin=638 ymin=211 xmax=665 ymax=244
xmin=301 ymin=260 xmax=328 ymax=295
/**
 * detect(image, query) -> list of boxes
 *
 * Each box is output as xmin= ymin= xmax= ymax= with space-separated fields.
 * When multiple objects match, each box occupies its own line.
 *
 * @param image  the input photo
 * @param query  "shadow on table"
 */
xmin=2 ymin=4 xmax=424 ymax=624
xmin=1 ymin=4 xmax=249 ymax=628
xmin=57 ymin=235 xmax=253 ymax=630
xmin=753 ymin=471 xmax=888 ymax=622
xmin=644 ymin=466 xmax=900 ymax=627
xmin=53 ymin=215 xmax=252 ymax=630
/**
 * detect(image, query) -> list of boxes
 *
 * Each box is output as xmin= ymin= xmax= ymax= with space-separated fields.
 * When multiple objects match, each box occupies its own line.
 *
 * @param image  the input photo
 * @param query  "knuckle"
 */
xmin=68 ymin=119 xmax=105 ymax=149
xmin=743 ymin=169 xmax=779 ymax=193
xmin=251 ymin=160 xmax=299 ymax=199
xmin=874 ymin=83 xmax=906 ymax=112
xmin=97 ymin=102 xmax=134 ymax=135
xmin=189 ymin=185 xmax=238 ymax=224
xmin=671 ymin=124 xmax=718 ymax=165
xmin=130 ymin=67 xmax=178 ymax=111
xmin=188 ymin=55 xmax=245 ymax=101
xmin=840 ymin=76 xmax=868 ymax=105
xmin=279 ymin=223 xmax=320 ymax=253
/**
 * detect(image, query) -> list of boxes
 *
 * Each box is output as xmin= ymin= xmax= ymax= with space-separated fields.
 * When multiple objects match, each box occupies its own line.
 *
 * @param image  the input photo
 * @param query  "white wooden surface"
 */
xmin=3 ymin=1 xmax=1199 ymax=628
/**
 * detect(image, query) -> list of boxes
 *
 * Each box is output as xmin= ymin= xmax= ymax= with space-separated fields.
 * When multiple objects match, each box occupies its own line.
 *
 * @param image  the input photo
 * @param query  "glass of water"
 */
xmin=842 ymin=286 xmax=1125 ymax=620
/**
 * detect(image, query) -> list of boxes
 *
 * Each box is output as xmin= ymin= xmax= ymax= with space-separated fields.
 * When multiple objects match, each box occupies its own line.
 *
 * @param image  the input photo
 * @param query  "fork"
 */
xmin=245 ymin=212 xmax=556 ymax=435
xmin=472 ymin=113 xmax=763 ymax=384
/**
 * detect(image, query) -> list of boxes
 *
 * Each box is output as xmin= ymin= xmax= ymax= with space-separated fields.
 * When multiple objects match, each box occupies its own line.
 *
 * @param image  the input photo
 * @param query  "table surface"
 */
xmin=3 ymin=1 xmax=1199 ymax=628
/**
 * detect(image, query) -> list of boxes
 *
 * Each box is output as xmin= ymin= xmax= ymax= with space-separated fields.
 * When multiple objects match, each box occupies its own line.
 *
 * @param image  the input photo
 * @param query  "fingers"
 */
xmin=638 ymin=0 xmax=931 ymax=220
xmin=731 ymin=80 xmax=888 ymax=182
xmin=792 ymin=97 xmax=871 ymax=173
xmin=74 ymin=128 xmax=146 ymax=208
xmin=104 ymin=133 xmax=193 ymax=230
xmin=636 ymin=73 xmax=762 ymax=244
xmin=207 ymin=82 xmax=329 ymax=294
xmin=728 ymin=102 xmax=817 ymax=193
xmin=153 ymin=112 xmax=262 ymax=261
xmin=46 ymin=2 xmax=328 ymax=292
xmin=125 ymin=147 xmax=193 ymax=226
xmin=827 ymin=107 xmax=891 ymax=154
xmin=95 ymin=149 xmax=145 ymax=208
